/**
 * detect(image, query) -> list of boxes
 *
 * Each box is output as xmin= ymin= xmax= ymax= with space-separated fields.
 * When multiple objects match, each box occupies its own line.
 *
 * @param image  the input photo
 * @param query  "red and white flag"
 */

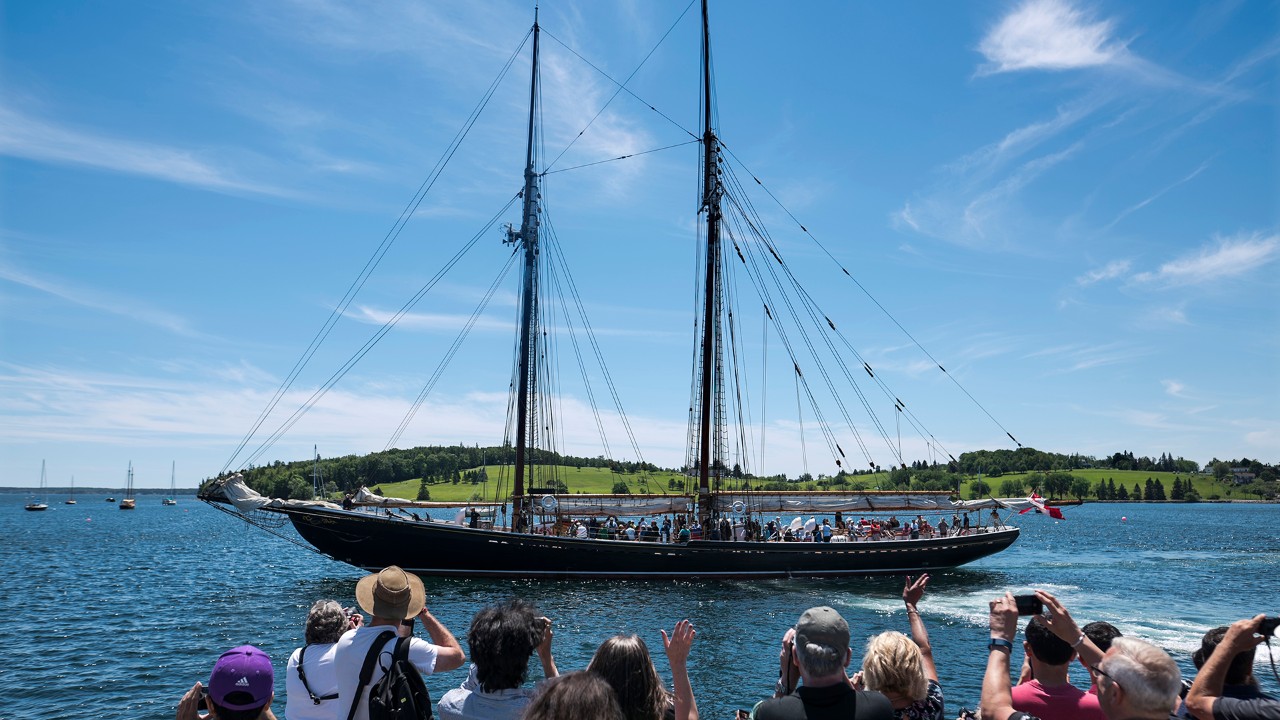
xmin=1020 ymin=492 xmax=1065 ymax=519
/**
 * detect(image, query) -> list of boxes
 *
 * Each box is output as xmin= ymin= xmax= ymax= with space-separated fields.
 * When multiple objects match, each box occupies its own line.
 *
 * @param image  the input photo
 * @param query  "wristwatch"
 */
xmin=988 ymin=638 xmax=1014 ymax=651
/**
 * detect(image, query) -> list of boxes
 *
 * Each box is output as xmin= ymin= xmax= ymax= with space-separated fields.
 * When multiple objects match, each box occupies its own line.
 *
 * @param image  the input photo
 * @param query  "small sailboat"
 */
xmin=65 ymin=475 xmax=77 ymax=505
xmin=163 ymin=461 xmax=178 ymax=505
xmin=119 ymin=462 xmax=136 ymax=510
xmin=25 ymin=460 xmax=49 ymax=512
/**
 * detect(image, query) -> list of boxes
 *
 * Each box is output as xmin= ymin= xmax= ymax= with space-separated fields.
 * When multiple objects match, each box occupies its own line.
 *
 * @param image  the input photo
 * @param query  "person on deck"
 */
xmin=981 ymin=591 xmax=1180 ymax=720
xmin=751 ymin=606 xmax=893 ymax=719
xmin=332 ymin=565 xmax=466 ymax=720
xmin=436 ymin=598 xmax=557 ymax=720
xmin=661 ymin=516 xmax=672 ymax=543
xmin=1183 ymin=615 xmax=1280 ymax=720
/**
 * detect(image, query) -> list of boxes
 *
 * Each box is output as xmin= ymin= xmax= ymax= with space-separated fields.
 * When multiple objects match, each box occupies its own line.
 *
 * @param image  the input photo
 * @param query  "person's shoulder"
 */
xmin=287 ymin=646 xmax=303 ymax=667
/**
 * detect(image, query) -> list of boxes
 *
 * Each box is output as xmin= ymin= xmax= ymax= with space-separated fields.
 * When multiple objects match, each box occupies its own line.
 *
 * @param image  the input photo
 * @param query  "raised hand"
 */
xmin=662 ymin=619 xmax=697 ymax=667
xmin=903 ymin=573 xmax=930 ymax=608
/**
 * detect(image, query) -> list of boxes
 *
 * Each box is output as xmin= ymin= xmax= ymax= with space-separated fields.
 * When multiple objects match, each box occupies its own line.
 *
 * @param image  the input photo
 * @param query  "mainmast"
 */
xmin=508 ymin=12 xmax=542 ymax=533
xmin=695 ymin=0 xmax=722 ymax=531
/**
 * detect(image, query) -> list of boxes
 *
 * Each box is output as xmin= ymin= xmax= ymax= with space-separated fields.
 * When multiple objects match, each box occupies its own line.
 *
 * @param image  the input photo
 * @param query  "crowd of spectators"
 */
xmin=534 ymin=510 xmax=1006 ymax=544
xmin=176 ymin=566 xmax=1277 ymax=720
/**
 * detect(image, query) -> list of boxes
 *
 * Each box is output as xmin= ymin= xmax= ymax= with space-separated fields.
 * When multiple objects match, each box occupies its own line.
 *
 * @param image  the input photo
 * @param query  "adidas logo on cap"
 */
xmin=236 ymin=676 xmax=251 ymax=687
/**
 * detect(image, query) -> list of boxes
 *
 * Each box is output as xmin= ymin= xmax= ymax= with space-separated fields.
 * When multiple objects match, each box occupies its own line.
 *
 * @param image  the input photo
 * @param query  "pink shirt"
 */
xmin=1011 ymin=679 xmax=1106 ymax=720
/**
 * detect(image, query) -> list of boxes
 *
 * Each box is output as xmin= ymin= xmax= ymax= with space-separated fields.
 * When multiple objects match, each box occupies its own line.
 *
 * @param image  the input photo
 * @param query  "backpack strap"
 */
xmin=296 ymin=644 xmax=340 ymax=705
xmin=345 ymin=631 xmax=397 ymax=720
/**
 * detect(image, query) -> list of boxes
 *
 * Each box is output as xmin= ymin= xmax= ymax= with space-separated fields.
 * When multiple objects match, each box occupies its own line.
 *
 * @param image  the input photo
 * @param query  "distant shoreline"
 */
xmin=3 ymin=487 xmax=200 ymax=494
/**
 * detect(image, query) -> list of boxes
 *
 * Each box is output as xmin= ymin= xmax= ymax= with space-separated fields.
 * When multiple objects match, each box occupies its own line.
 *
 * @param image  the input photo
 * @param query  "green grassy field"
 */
xmin=367 ymin=465 xmax=690 ymax=502
xmin=364 ymin=465 xmax=1243 ymax=502
xmin=958 ymin=469 xmax=1240 ymax=500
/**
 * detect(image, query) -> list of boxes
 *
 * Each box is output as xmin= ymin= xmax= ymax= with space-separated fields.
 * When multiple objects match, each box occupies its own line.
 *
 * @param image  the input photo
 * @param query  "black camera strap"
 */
xmin=296 ymin=644 xmax=339 ymax=705
xmin=345 ymin=631 xmax=397 ymax=720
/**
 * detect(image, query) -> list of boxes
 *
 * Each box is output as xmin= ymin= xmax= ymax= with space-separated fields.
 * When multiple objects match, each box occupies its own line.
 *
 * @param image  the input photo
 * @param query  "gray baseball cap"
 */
xmin=795 ymin=606 xmax=850 ymax=652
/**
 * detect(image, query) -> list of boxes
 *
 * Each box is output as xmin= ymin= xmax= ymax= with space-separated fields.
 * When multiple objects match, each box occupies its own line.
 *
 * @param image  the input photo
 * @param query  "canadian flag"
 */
xmin=1020 ymin=492 xmax=1064 ymax=520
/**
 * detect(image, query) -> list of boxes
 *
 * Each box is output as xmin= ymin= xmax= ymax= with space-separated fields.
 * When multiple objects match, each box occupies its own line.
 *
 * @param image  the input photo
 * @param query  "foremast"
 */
xmin=694 ymin=0 xmax=724 ymax=531
xmin=507 ymin=12 xmax=542 ymax=534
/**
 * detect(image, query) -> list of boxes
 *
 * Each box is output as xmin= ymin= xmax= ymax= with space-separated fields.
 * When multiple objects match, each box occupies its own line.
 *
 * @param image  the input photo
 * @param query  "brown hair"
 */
xmin=522 ymin=671 xmax=623 ymax=720
xmin=587 ymin=634 xmax=670 ymax=720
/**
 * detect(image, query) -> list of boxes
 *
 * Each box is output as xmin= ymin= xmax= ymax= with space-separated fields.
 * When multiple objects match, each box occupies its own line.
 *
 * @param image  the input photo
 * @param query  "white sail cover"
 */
xmin=353 ymin=486 xmax=501 ymax=509
xmin=210 ymin=473 xmax=341 ymax=513
xmin=537 ymin=494 xmax=691 ymax=516
xmin=711 ymin=493 xmax=1039 ymax=514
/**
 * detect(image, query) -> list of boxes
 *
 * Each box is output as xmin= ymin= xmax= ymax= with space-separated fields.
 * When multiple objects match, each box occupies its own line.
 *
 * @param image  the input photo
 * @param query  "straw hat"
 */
xmin=355 ymin=565 xmax=426 ymax=620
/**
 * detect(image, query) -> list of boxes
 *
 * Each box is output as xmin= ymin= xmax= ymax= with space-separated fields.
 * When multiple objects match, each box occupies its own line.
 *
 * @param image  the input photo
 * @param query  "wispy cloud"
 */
xmin=1076 ymin=259 xmax=1131 ymax=285
xmin=0 ymin=262 xmax=216 ymax=340
xmin=977 ymin=0 xmax=1126 ymax=75
xmin=0 ymin=105 xmax=291 ymax=198
xmin=1103 ymin=158 xmax=1213 ymax=231
xmin=1161 ymin=379 xmax=1187 ymax=398
xmin=1032 ymin=342 xmax=1148 ymax=373
xmin=1132 ymin=232 xmax=1279 ymax=287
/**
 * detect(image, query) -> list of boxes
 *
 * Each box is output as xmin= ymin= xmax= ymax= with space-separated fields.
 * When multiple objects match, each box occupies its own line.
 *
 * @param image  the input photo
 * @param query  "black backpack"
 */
xmin=346 ymin=631 xmax=433 ymax=720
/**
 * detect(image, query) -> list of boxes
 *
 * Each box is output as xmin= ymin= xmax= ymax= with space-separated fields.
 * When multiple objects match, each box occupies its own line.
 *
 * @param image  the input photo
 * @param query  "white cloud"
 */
xmin=0 ymin=262 xmax=214 ymax=339
xmin=1076 ymin=259 xmax=1131 ymax=285
xmin=1161 ymin=379 xmax=1186 ymax=398
xmin=978 ymin=0 xmax=1126 ymax=74
xmin=1132 ymin=232 xmax=1280 ymax=287
xmin=0 ymin=105 xmax=290 ymax=198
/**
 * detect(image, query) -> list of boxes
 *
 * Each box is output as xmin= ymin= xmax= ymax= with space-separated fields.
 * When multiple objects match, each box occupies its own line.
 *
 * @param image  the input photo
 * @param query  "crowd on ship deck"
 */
xmin=520 ymin=509 xmax=1005 ymax=543
xmin=177 ymin=566 xmax=1278 ymax=720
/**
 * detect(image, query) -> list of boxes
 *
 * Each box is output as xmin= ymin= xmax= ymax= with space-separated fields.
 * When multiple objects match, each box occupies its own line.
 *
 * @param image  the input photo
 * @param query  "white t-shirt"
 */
xmin=285 ymin=642 xmax=340 ymax=720
xmin=332 ymin=625 xmax=441 ymax=720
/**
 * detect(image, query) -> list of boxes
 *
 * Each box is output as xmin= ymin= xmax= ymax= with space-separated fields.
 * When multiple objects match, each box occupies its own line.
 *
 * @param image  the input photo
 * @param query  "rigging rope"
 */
xmin=384 ymin=246 xmax=522 ymax=450
xmin=223 ymin=30 xmax=534 ymax=474
xmin=242 ymin=194 xmax=522 ymax=469
xmin=540 ymin=0 xmax=698 ymax=172
xmin=718 ymin=142 xmax=1023 ymax=450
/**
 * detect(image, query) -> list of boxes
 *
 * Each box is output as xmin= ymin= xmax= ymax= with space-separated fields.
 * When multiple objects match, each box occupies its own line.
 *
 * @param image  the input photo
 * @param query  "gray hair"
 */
xmin=305 ymin=599 xmax=349 ymax=644
xmin=1101 ymin=637 xmax=1182 ymax=715
xmin=795 ymin=638 xmax=846 ymax=678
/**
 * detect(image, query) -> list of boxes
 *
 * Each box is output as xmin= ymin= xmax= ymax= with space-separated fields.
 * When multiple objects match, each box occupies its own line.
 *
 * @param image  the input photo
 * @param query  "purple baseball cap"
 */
xmin=209 ymin=645 xmax=274 ymax=711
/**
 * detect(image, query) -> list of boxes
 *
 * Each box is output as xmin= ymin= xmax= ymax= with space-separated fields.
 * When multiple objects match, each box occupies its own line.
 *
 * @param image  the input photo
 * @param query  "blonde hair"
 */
xmin=860 ymin=631 xmax=928 ymax=702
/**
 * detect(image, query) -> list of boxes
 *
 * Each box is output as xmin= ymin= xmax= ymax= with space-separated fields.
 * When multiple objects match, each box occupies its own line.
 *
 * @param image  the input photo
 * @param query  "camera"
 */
xmin=1013 ymin=594 xmax=1044 ymax=616
xmin=1260 ymin=617 xmax=1280 ymax=638
xmin=197 ymin=688 xmax=209 ymax=711
xmin=344 ymin=606 xmax=360 ymax=620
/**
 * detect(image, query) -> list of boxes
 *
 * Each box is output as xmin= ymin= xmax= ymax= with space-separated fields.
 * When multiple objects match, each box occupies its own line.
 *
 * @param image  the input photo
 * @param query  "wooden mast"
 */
xmin=696 ymin=0 xmax=722 ymax=531
xmin=510 ymin=11 xmax=542 ymax=534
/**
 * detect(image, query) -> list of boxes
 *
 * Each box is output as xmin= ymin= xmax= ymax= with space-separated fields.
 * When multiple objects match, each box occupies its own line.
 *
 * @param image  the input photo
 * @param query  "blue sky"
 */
xmin=2 ymin=0 xmax=1276 ymax=489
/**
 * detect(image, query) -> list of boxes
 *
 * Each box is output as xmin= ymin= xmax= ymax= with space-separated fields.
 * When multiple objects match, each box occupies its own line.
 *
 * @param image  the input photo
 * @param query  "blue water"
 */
xmin=5 ymin=496 xmax=1279 ymax=719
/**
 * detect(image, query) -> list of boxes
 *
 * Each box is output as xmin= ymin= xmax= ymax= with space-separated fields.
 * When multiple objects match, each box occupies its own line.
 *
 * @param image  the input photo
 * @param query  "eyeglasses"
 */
xmin=1091 ymin=664 xmax=1114 ymax=682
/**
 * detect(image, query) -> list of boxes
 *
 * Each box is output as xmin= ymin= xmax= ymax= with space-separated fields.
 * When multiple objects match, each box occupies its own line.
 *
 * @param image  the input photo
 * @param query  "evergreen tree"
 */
xmin=1144 ymin=478 xmax=1155 ymax=501
xmin=1154 ymin=479 xmax=1166 ymax=501
xmin=1133 ymin=483 xmax=1142 ymax=500
xmin=1171 ymin=477 xmax=1184 ymax=500
xmin=1117 ymin=484 xmax=1129 ymax=500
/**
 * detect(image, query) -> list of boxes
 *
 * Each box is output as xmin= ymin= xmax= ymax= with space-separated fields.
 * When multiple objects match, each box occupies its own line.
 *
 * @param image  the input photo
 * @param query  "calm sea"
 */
xmin=5 ymin=495 xmax=1278 ymax=719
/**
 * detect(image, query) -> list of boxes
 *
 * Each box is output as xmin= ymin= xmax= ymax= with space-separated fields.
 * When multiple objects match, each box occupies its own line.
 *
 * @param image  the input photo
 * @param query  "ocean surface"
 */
xmin=5 ymin=495 xmax=1278 ymax=720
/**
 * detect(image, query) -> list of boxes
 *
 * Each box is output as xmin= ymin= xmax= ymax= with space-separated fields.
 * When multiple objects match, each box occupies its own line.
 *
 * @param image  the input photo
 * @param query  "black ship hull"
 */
xmin=275 ymin=506 xmax=1019 ymax=579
